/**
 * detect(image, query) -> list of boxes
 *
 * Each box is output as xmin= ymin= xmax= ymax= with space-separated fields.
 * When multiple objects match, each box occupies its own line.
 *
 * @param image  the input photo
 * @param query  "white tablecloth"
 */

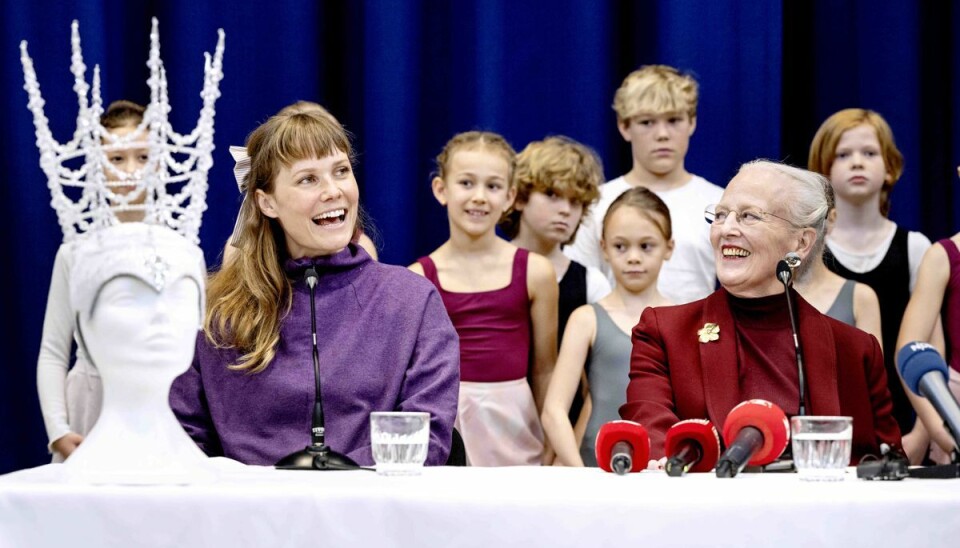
xmin=1 ymin=463 xmax=958 ymax=548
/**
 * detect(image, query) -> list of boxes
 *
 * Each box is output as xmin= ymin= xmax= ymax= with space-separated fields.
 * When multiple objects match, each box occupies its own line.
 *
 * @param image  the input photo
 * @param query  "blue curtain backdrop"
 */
xmin=1 ymin=0 xmax=957 ymax=472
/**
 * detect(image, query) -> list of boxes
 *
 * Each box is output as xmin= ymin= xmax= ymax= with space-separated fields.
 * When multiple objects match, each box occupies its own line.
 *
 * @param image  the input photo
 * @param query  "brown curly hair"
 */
xmin=500 ymin=136 xmax=603 ymax=242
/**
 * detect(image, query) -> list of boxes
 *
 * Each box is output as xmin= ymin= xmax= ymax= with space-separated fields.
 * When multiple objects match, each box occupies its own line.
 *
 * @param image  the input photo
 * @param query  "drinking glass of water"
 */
xmin=791 ymin=416 xmax=853 ymax=481
xmin=370 ymin=412 xmax=430 ymax=476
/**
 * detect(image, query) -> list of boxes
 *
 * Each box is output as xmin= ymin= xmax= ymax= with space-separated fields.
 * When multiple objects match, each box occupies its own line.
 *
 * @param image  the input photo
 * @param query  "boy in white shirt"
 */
xmin=565 ymin=65 xmax=723 ymax=304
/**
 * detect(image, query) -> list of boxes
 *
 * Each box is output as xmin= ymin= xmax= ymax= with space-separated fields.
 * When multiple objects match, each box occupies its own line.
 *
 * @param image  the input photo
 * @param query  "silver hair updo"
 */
xmin=738 ymin=160 xmax=832 ymax=280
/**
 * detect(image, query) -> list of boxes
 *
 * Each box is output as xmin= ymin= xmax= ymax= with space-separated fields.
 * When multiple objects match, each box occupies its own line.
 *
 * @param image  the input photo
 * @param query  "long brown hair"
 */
xmin=206 ymin=111 xmax=353 ymax=373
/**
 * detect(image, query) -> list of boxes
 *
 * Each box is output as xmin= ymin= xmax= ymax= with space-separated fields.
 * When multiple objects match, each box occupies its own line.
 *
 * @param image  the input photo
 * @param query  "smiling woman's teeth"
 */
xmin=722 ymin=247 xmax=750 ymax=257
xmin=312 ymin=209 xmax=346 ymax=225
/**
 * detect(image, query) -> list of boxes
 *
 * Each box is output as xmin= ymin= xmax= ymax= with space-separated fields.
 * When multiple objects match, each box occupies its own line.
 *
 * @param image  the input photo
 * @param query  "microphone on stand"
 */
xmin=595 ymin=421 xmax=649 ymax=475
xmin=276 ymin=267 xmax=359 ymax=471
xmin=856 ymin=343 xmax=960 ymax=479
xmin=898 ymin=342 xmax=960 ymax=454
xmin=715 ymin=400 xmax=790 ymax=478
xmin=777 ymin=252 xmax=806 ymax=417
xmin=664 ymin=419 xmax=721 ymax=476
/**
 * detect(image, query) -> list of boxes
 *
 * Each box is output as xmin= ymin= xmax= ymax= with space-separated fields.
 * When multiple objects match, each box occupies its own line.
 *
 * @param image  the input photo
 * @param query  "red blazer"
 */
xmin=620 ymin=288 xmax=901 ymax=463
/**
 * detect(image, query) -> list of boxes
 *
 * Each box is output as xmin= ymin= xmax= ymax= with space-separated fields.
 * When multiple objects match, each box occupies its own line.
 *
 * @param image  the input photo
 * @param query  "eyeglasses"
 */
xmin=704 ymin=204 xmax=800 ymax=228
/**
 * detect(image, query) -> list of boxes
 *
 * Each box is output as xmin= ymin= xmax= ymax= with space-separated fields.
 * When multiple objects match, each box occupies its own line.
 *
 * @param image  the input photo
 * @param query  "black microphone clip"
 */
xmin=304 ymin=266 xmax=319 ymax=289
xmin=777 ymin=252 xmax=801 ymax=286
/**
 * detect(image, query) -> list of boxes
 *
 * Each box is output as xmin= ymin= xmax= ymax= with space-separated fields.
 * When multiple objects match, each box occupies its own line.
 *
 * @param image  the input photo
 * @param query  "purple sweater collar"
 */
xmin=283 ymin=244 xmax=370 ymax=288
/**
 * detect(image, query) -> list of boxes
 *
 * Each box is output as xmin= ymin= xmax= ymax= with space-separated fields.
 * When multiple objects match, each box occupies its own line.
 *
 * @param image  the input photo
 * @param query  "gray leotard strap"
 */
xmin=825 ymin=279 xmax=856 ymax=326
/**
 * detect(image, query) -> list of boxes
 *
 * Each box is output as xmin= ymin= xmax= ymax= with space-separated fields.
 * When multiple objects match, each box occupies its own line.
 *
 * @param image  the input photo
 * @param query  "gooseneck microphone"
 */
xmin=776 ymin=252 xmax=806 ymax=417
xmin=595 ymin=421 xmax=649 ymax=475
xmin=276 ymin=267 xmax=360 ymax=471
xmin=664 ymin=419 xmax=721 ymax=476
xmin=715 ymin=400 xmax=790 ymax=478
xmin=897 ymin=342 xmax=960 ymax=452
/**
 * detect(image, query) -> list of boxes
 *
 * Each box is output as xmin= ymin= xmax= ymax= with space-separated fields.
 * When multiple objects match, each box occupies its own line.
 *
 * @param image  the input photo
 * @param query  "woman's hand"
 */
xmin=52 ymin=432 xmax=84 ymax=459
xmin=647 ymin=457 xmax=666 ymax=471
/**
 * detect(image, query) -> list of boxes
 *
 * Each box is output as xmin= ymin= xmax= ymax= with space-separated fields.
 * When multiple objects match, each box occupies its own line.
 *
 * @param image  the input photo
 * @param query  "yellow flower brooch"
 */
xmin=698 ymin=323 xmax=720 ymax=343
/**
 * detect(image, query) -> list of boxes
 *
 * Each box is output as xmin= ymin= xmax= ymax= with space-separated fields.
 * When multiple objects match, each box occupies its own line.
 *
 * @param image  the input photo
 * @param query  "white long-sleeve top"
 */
xmin=36 ymin=244 xmax=97 ymax=451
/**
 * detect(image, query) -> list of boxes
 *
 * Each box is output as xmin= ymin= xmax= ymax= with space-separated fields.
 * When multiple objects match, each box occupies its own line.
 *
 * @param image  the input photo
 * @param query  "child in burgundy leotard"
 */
xmin=411 ymin=131 xmax=559 ymax=466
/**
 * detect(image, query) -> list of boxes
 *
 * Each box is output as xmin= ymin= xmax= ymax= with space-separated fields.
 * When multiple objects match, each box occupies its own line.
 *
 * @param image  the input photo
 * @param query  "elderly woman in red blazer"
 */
xmin=621 ymin=160 xmax=901 ymax=463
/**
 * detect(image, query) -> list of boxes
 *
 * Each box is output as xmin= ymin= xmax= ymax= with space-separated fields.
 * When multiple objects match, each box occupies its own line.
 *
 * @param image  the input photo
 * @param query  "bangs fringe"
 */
xmin=266 ymin=114 xmax=353 ymax=169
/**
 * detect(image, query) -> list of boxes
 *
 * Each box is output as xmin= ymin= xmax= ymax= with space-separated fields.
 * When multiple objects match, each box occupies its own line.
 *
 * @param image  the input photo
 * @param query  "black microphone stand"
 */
xmin=665 ymin=440 xmax=703 ymax=477
xmin=715 ymin=426 xmax=764 ymax=478
xmin=777 ymin=257 xmax=806 ymax=417
xmin=276 ymin=267 xmax=360 ymax=471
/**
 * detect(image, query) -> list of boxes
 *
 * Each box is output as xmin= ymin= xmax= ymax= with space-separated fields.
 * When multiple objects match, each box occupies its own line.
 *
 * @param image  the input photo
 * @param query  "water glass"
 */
xmin=791 ymin=416 xmax=853 ymax=481
xmin=370 ymin=412 xmax=430 ymax=476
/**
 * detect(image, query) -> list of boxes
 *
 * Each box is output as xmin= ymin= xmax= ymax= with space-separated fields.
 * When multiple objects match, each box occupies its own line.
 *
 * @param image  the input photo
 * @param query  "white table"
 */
xmin=1 ymin=464 xmax=958 ymax=548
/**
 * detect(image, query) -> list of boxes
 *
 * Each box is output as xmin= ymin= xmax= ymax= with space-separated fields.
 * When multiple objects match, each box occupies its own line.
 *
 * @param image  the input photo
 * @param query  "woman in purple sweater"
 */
xmin=170 ymin=111 xmax=460 ymax=466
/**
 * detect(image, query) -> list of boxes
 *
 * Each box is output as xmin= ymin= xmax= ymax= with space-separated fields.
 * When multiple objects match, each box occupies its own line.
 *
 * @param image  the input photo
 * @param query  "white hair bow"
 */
xmin=229 ymin=146 xmax=250 ymax=193
xmin=228 ymin=146 xmax=252 ymax=245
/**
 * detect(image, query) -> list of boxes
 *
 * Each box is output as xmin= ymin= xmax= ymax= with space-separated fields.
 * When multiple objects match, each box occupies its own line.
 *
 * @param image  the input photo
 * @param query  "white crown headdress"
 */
xmin=20 ymin=18 xmax=225 ymax=245
xmin=69 ymin=223 xmax=207 ymax=325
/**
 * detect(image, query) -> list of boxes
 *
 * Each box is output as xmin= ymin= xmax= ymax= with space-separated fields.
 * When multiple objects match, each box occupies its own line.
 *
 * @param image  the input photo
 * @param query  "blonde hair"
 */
xmin=100 ymin=99 xmax=145 ymax=129
xmin=808 ymin=108 xmax=903 ymax=217
xmin=434 ymin=131 xmax=517 ymax=184
xmin=500 ymin=136 xmax=603 ymax=241
xmin=602 ymin=186 xmax=672 ymax=242
xmin=613 ymin=65 xmax=699 ymax=123
xmin=206 ymin=111 xmax=354 ymax=373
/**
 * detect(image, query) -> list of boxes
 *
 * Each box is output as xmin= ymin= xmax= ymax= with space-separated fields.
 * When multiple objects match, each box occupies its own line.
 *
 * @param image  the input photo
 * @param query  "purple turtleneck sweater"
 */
xmin=170 ymin=245 xmax=461 ymax=466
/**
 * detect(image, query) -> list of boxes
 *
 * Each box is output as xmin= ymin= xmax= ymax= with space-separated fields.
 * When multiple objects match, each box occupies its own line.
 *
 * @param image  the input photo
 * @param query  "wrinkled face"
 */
xmin=828 ymin=124 xmax=889 ymax=207
xmin=81 ymin=275 xmax=200 ymax=374
xmin=103 ymin=124 xmax=149 ymax=204
xmin=432 ymin=148 xmax=516 ymax=238
xmin=601 ymin=206 xmax=673 ymax=293
xmin=256 ymin=152 xmax=359 ymax=259
xmin=517 ymin=188 xmax=584 ymax=244
xmin=710 ymin=167 xmax=808 ymax=298
xmin=618 ymin=110 xmax=696 ymax=178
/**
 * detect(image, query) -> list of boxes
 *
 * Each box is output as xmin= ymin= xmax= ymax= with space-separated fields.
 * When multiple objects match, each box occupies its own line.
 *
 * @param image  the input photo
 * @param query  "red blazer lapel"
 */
xmin=699 ymin=289 xmax=742 ymax=425
xmin=795 ymin=292 xmax=841 ymax=415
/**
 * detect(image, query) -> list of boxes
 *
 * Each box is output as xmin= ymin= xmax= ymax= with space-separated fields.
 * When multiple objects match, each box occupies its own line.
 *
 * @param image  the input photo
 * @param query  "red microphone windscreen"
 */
xmin=721 ymin=400 xmax=790 ymax=465
xmin=664 ymin=419 xmax=721 ymax=473
xmin=595 ymin=420 xmax=649 ymax=473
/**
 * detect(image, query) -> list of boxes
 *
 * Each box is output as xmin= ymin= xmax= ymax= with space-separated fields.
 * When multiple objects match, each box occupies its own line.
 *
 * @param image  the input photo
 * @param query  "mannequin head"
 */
xmin=79 ymin=275 xmax=200 ymax=390
xmin=71 ymin=223 xmax=205 ymax=384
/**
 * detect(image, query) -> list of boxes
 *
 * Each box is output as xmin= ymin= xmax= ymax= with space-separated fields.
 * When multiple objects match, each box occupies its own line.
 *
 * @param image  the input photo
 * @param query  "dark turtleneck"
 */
xmin=727 ymin=290 xmax=800 ymax=416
